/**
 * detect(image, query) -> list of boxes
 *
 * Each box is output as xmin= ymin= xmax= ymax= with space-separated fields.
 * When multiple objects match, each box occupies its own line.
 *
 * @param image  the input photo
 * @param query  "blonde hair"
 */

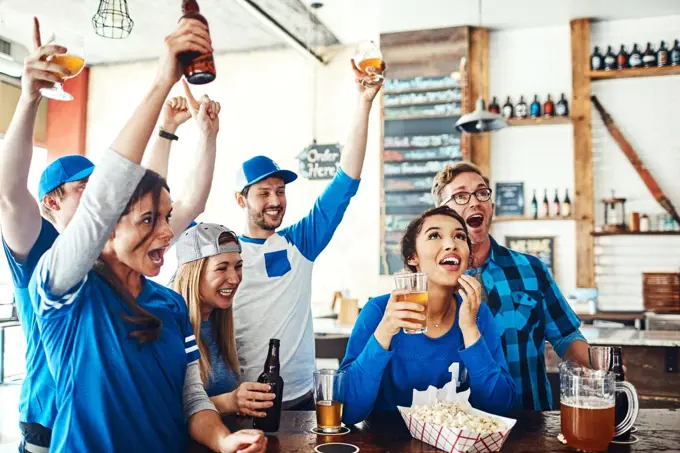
xmin=172 ymin=242 xmax=240 ymax=384
xmin=39 ymin=185 xmax=66 ymax=223
xmin=431 ymin=161 xmax=490 ymax=205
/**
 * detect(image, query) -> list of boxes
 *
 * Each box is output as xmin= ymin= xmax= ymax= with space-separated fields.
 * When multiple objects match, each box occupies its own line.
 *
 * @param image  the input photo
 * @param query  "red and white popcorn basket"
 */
xmin=397 ymin=364 xmax=516 ymax=453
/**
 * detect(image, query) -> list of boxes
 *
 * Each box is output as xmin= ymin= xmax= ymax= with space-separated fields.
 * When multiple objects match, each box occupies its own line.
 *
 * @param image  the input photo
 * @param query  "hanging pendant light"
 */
xmin=92 ymin=0 xmax=134 ymax=39
xmin=455 ymin=0 xmax=506 ymax=134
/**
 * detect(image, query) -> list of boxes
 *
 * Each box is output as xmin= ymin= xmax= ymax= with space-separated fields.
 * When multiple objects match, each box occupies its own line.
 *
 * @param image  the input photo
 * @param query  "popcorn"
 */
xmin=408 ymin=401 xmax=505 ymax=434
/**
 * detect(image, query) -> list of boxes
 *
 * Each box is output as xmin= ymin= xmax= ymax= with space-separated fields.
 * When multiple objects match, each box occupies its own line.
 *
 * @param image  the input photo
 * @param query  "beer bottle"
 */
xmin=590 ymin=46 xmax=603 ymax=71
xmin=642 ymin=42 xmax=657 ymax=68
xmin=542 ymin=189 xmax=549 ymax=218
xmin=252 ymin=339 xmax=284 ymax=432
xmin=671 ymin=39 xmax=680 ymax=66
xmin=530 ymin=190 xmax=538 ymax=219
xmin=616 ymin=45 xmax=628 ymax=70
xmin=603 ymin=46 xmax=616 ymax=71
xmin=488 ymin=96 xmax=500 ymax=114
xmin=562 ymin=189 xmax=572 ymax=217
xmin=515 ymin=96 xmax=528 ymax=119
xmin=628 ymin=44 xmax=643 ymax=68
xmin=552 ymin=189 xmax=561 ymax=217
xmin=179 ymin=0 xmax=216 ymax=85
xmin=657 ymin=40 xmax=669 ymax=67
xmin=612 ymin=348 xmax=632 ymax=441
xmin=529 ymin=95 xmax=541 ymax=118
xmin=543 ymin=94 xmax=555 ymax=117
xmin=502 ymin=96 xmax=514 ymax=119
xmin=555 ymin=93 xmax=569 ymax=117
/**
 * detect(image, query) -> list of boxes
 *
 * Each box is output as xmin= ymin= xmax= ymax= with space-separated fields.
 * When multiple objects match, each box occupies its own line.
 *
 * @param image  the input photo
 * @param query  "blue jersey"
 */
xmin=201 ymin=319 xmax=239 ymax=397
xmin=29 ymin=254 xmax=200 ymax=453
xmin=1 ymin=218 xmax=58 ymax=427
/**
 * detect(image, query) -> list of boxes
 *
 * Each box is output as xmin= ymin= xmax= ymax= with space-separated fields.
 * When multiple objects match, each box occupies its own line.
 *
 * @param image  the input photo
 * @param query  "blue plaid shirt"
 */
xmin=467 ymin=236 xmax=585 ymax=411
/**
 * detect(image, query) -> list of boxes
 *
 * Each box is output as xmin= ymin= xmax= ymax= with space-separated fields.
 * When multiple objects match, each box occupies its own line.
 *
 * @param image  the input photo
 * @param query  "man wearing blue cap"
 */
xmin=0 ymin=17 xmax=221 ymax=453
xmin=232 ymin=60 xmax=385 ymax=410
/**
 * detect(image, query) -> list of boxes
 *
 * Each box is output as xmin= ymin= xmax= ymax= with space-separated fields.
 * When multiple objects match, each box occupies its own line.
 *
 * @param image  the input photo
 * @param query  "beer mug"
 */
xmin=559 ymin=361 xmax=639 ymax=452
xmin=313 ymin=369 xmax=345 ymax=433
xmin=394 ymin=272 xmax=428 ymax=334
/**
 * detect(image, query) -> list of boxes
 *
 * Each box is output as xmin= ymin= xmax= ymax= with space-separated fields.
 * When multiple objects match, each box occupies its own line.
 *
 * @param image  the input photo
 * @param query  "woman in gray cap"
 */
xmin=173 ymin=222 xmax=276 ymax=418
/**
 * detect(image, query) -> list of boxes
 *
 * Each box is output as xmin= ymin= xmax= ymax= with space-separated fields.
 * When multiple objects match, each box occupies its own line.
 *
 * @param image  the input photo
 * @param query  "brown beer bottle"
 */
xmin=253 ymin=339 xmax=284 ymax=432
xmin=180 ymin=0 xmax=216 ymax=85
xmin=543 ymin=94 xmax=555 ymax=117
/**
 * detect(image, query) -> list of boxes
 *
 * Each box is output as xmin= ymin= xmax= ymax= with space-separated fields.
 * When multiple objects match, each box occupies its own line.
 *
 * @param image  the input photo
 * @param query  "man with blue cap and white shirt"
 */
xmin=0 ymin=17 xmax=221 ymax=452
xmin=232 ymin=60 xmax=385 ymax=410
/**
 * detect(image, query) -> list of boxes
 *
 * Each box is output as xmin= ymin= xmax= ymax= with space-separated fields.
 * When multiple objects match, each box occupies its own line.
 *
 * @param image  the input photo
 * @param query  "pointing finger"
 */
xmin=32 ymin=17 xmax=42 ymax=50
xmin=181 ymin=78 xmax=200 ymax=111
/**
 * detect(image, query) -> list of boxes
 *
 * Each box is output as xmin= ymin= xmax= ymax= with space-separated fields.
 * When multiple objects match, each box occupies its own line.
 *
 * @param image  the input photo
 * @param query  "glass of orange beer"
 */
xmin=559 ymin=361 xmax=638 ymax=452
xmin=40 ymin=32 xmax=86 ymax=102
xmin=313 ymin=369 xmax=345 ymax=433
xmin=394 ymin=272 xmax=428 ymax=334
xmin=354 ymin=40 xmax=384 ymax=86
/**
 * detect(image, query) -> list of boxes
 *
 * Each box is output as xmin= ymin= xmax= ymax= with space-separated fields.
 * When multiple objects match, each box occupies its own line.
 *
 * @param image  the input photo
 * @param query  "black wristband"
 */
xmin=159 ymin=129 xmax=178 ymax=141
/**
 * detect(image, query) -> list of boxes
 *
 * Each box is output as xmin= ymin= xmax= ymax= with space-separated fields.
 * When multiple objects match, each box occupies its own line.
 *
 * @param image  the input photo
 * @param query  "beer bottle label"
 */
xmin=591 ymin=57 xmax=602 ymax=69
xmin=658 ymin=51 xmax=668 ymax=65
xmin=642 ymin=55 xmax=655 ymax=63
xmin=629 ymin=55 xmax=642 ymax=66
xmin=556 ymin=104 xmax=566 ymax=116
xmin=671 ymin=50 xmax=680 ymax=64
xmin=502 ymin=106 xmax=513 ymax=118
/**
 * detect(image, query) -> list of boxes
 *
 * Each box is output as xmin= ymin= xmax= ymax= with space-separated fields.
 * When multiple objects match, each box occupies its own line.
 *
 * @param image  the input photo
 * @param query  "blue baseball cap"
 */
xmin=38 ymin=155 xmax=95 ymax=200
xmin=235 ymin=155 xmax=297 ymax=192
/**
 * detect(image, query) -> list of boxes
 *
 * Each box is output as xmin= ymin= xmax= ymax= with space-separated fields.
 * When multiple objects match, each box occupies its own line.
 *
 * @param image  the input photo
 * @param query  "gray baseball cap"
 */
xmin=176 ymin=223 xmax=242 ymax=267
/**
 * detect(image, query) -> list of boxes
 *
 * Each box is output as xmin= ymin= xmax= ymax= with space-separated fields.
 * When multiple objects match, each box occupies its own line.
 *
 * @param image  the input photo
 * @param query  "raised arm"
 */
xmin=40 ymin=19 xmax=213 ymax=299
xmin=0 ymin=17 xmax=69 ymax=261
xmin=143 ymin=95 xmax=192 ymax=178
xmin=169 ymin=80 xmax=220 ymax=244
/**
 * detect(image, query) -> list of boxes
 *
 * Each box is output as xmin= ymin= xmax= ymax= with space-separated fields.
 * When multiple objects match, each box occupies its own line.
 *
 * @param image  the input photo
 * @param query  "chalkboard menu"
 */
xmin=298 ymin=143 xmax=341 ymax=180
xmin=505 ymin=236 xmax=555 ymax=276
xmin=380 ymin=75 xmax=462 ymax=275
xmin=495 ymin=182 xmax=525 ymax=216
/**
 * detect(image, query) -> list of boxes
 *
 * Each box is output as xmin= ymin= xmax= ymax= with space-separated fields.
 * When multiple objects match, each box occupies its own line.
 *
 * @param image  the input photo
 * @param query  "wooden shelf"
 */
xmin=589 ymin=66 xmax=680 ymax=81
xmin=494 ymin=215 xmax=574 ymax=222
xmin=506 ymin=116 xmax=572 ymax=127
xmin=592 ymin=231 xmax=680 ymax=236
xmin=578 ymin=312 xmax=645 ymax=322
xmin=384 ymin=98 xmax=462 ymax=108
xmin=384 ymin=113 xmax=460 ymax=121
xmin=383 ymin=85 xmax=460 ymax=95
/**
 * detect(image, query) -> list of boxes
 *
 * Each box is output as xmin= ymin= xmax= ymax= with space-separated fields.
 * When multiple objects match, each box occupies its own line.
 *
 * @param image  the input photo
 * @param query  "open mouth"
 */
xmin=217 ymin=288 xmax=236 ymax=298
xmin=466 ymin=214 xmax=485 ymax=229
xmin=147 ymin=248 xmax=165 ymax=266
xmin=264 ymin=208 xmax=282 ymax=217
xmin=439 ymin=253 xmax=461 ymax=271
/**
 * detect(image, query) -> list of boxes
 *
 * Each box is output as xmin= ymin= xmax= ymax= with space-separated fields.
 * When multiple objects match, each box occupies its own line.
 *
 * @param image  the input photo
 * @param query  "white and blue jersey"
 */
xmin=233 ymin=168 xmax=360 ymax=401
xmin=1 ymin=218 xmax=58 ymax=428
xmin=29 ymin=261 xmax=200 ymax=453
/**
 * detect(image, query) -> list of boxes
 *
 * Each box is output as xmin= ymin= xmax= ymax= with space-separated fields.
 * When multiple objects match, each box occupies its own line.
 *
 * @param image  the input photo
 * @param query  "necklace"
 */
xmin=430 ymin=302 xmax=454 ymax=328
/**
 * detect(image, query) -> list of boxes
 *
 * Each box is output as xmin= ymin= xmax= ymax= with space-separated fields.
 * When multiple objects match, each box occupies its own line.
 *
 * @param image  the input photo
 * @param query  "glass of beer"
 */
xmin=354 ymin=40 xmax=384 ymax=86
xmin=313 ymin=369 xmax=345 ymax=433
xmin=40 ymin=32 xmax=86 ymax=102
xmin=394 ymin=272 xmax=428 ymax=334
xmin=559 ymin=361 xmax=638 ymax=452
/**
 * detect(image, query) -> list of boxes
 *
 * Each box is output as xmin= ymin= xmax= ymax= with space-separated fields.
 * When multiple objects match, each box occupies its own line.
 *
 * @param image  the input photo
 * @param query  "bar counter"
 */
xmin=188 ymin=409 xmax=680 ymax=452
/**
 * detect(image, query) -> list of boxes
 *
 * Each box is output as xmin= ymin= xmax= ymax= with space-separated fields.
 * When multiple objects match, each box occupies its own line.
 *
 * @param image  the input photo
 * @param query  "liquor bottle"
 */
xmin=612 ymin=348 xmax=632 ymax=442
xmin=515 ymin=96 xmax=528 ymax=119
xmin=502 ymin=96 xmax=514 ymax=119
xmin=180 ymin=0 xmax=216 ymax=84
xmin=616 ymin=45 xmax=628 ymax=70
xmin=555 ymin=93 xmax=569 ymax=117
xmin=543 ymin=94 xmax=555 ymax=117
xmin=488 ymin=96 xmax=501 ymax=114
xmin=542 ymin=189 xmax=549 ymax=218
xmin=642 ymin=42 xmax=657 ymax=68
xmin=671 ymin=39 xmax=680 ymax=66
xmin=657 ymin=40 xmax=670 ymax=67
xmin=530 ymin=95 xmax=541 ymax=118
xmin=552 ymin=189 xmax=561 ymax=217
xmin=562 ymin=189 xmax=572 ymax=217
xmin=531 ymin=190 xmax=538 ymax=219
xmin=628 ymin=44 xmax=643 ymax=68
xmin=252 ymin=339 xmax=284 ymax=432
xmin=603 ymin=46 xmax=616 ymax=71
xmin=590 ymin=46 xmax=603 ymax=70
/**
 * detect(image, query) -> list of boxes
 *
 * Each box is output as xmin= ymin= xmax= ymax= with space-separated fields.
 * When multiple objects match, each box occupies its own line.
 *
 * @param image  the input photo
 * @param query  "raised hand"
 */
xmin=21 ymin=17 xmax=71 ymax=102
xmin=229 ymin=382 xmax=275 ymax=418
xmin=457 ymin=274 xmax=482 ymax=346
xmin=182 ymin=79 xmax=220 ymax=137
xmin=157 ymin=19 xmax=213 ymax=88
xmin=219 ymin=429 xmax=267 ymax=453
xmin=351 ymin=59 xmax=386 ymax=103
xmin=160 ymin=96 xmax=192 ymax=134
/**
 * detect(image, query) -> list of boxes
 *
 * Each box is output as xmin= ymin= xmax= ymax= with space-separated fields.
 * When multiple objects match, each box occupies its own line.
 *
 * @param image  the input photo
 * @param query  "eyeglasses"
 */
xmin=441 ymin=188 xmax=493 ymax=206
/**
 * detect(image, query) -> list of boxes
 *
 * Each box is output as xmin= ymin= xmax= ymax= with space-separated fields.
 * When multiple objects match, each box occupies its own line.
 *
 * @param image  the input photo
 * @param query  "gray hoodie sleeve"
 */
xmin=43 ymin=149 xmax=146 ymax=297
xmin=183 ymin=360 xmax=218 ymax=420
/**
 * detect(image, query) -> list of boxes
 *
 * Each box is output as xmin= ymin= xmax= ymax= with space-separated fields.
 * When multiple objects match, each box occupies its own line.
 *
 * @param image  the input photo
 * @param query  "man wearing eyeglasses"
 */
xmin=431 ymin=162 xmax=589 ymax=411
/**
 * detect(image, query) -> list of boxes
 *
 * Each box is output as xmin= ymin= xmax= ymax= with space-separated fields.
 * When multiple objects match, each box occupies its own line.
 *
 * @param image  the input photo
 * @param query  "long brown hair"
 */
xmin=172 ymin=233 xmax=241 ymax=384
xmin=94 ymin=170 xmax=169 ymax=344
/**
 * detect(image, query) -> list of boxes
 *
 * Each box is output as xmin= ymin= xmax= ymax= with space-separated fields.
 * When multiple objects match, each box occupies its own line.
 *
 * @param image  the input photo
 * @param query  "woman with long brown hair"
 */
xmin=173 ymin=223 xmax=276 ymax=418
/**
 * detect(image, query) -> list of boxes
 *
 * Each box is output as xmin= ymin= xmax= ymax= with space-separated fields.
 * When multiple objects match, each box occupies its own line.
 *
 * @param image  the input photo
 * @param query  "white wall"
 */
xmin=590 ymin=16 xmax=680 ymax=311
xmin=488 ymin=25 xmax=577 ymax=292
xmin=86 ymin=46 xmax=391 ymax=313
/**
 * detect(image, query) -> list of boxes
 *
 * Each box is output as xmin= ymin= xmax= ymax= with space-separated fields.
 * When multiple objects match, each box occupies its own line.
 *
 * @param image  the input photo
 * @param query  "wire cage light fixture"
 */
xmin=92 ymin=0 xmax=134 ymax=39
